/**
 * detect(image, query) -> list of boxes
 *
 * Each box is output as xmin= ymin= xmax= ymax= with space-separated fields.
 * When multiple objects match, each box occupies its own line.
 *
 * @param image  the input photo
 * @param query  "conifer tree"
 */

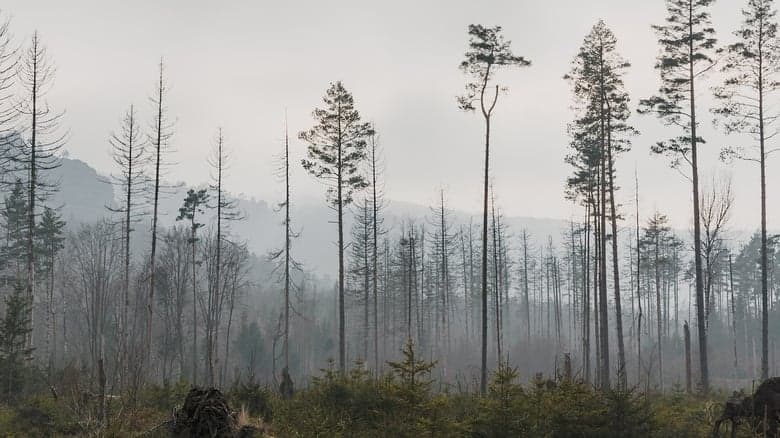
xmin=638 ymin=0 xmax=717 ymax=392
xmin=0 ymin=281 xmax=33 ymax=401
xmin=565 ymin=20 xmax=635 ymax=389
xmin=36 ymin=206 xmax=64 ymax=374
xmin=712 ymin=0 xmax=780 ymax=381
xmin=176 ymin=188 xmax=208 ymax=384
xmin=458 ymin=24 xmax=530 ymax=394
xmin=300 ymin=81 xmax=373 ymax=374
xmin=2 ymin=179 xmax=28 ymax=275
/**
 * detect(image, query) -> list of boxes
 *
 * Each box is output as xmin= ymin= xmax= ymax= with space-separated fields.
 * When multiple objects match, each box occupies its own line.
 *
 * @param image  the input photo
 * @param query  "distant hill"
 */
xmin=51 ymin=157 xmax=115 ymax=225
xmin=49 ymin=157 xmax=571 ymax=275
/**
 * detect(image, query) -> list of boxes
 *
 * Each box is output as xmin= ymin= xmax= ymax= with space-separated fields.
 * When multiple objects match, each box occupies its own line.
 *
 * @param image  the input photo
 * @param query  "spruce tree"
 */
xmin=36 ymin=206 xmax=64 ymax=374
xmin=2 ymin=179 xmax=28 ymax=275
xmin=0 ymin=281 xmax=33 ymax=401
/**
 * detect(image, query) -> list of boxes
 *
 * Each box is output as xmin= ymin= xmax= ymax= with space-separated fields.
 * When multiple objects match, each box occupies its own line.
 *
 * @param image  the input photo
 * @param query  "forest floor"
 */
xmin=0 ymin=368 xmax=772 ymax=437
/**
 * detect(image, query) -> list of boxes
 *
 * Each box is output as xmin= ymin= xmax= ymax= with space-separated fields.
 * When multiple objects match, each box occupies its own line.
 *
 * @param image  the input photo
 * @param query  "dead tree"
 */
xmin=146 ymin=59 xmax=174 ymax=375
xmin=107 ymin=104 xmax=147 ymax=388
xmin=15 ymin=31 xmax=66 ymax=348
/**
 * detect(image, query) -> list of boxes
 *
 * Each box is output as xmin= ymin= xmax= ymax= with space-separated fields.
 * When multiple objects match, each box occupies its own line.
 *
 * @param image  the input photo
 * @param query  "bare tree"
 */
xmin=206 ymin=128 xmax=241 ymax=386
xmin=107 ymin=104 xmax=147 ymax=388
xmin=0 ymin=12 xmax=18 ymax=184
xmin=368 ymin=131 xmax=386 ymax=373
xmin=15 ymin=31 xmax=66 ymax=347
xmin=146 ymin=59 xmax=174 ymax=374
xmin=65 ymin=220 xmax=122 ymax=426
xmin=268 ymin=114 xmax=302 ymax=380
xmin=699 ymin=173 xmax=733 ymax=327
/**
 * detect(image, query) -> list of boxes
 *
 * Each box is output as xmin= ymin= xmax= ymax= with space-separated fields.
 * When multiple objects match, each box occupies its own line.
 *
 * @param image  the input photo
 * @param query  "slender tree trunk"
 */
xmin=480 ymin=113 xmax=490 ymax=395
xmin=758 ymin=46 xmax=769 ymax=381
xmin=26 ymin=35 xmax=39 ymax=348
xmin=371 ymin=137 xmax=379 ymax=374
xmin=655 ymin=237 xmax=664 ymax=391
xmin=606 ymin=112 xmax=626 ymax=389
xmin=729 ymin=253 xmax=738 ymax=375
xmin=522 ymin=230 xmax=531 ymax=346
xmin=688 ymin=3 xmax=709 ymax=392
xmin=363 ymin=200 xmax=370 ymax=362
xmin=597 ymin=51 xmax=610 ymax=390
xmin=191 ymin=223 xmax=198 ymax=385
xmin=148 ymin=62 xmax=165 ymax=378
xmin=337 ymin=109 xmax=346 ymax=375
xmin=284 ymin=121 xmax=291 ymax=372
xmin=491 ymin=195 xmax=501 ymax=365
xmin=635 ymin=171 xmax=642 ymax=388
xmin=684 ymin=321 xmax=691 ymax=393
xmin=208 ymin=131 xmax=225 ymax=387
xmin=583 ymin=204 xmax=591 ymax=383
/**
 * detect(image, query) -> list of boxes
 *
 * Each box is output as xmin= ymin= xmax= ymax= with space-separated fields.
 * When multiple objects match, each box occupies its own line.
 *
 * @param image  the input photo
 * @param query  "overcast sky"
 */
xmin=2 ymin=0 xmax=774 ymax=232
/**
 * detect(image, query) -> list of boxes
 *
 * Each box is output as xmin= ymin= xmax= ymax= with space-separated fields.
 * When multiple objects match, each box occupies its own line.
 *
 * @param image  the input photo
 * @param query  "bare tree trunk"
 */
xmin=635 ymin=171 xmax=642 ymax=388
xmin=606 ymin=115 xmax=626 ymax=389
xmin=522 ymin=230 xmax=531 ymax=346
xmin=337 ymin=112 xmax=346 ymax=375
xmin=597 ymin=60 xmax=610 ymax=390
xmin=370 ymin=135 xmax=380 ymax=374
xmin=480 ymin=113 xmax=490 ymax=395
xmin=491 ymin=193 xmax=501 ymax=365
xmin=284 ymin=120 xmax=291 ymax=372
xmin=688 ymin=3 xmax=709 ymax=392
xmin=26 ymin=35 xmax=39 ymax=349
xmin=729 ymin=253 xmax=738 ymax=376
xmin=213 ymin=132 xmax=225 ymax=387
xmin=583 ymin=204 xmax=591 ymax=384
xmin=148 ymin=61 xmax=166 ymax=378
xmin=684 ymin=321 xmax=691 ymax=393
xmin=654 ymin=236 xmax=663 ymax=391
xmin=758 ymin=65 xmax=769 ymax=381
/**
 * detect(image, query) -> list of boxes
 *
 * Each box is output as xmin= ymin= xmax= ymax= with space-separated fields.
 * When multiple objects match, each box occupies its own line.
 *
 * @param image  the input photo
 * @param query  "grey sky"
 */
xmin=3 ymin=0 xmax=773 ymax=231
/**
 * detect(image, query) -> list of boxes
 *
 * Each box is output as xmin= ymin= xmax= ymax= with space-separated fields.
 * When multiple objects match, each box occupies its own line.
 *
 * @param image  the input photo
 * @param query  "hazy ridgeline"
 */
xmin=0 ymin=1 xmax=778 ymax=431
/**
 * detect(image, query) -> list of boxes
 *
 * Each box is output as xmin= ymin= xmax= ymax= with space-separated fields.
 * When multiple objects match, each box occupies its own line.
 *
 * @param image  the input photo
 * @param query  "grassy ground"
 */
xmin=0 ymin=370 xmax=767 ymax=437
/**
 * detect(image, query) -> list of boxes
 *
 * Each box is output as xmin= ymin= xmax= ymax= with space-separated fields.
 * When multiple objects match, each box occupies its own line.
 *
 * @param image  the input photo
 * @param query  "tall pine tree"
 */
xmin=712 ymin=0 xmax=779 ymax=381
xmin=639 ymin=0 xmax=717 ymax=392
xmin=300 ymin=81 xmax=373 ymax=375
xmin=458 ymin=24 xmax=530 ymax=395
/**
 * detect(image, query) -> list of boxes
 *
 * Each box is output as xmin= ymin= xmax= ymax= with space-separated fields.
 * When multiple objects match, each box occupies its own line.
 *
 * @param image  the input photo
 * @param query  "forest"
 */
xmin=1 ymin=0 xmax=780 ymax=437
